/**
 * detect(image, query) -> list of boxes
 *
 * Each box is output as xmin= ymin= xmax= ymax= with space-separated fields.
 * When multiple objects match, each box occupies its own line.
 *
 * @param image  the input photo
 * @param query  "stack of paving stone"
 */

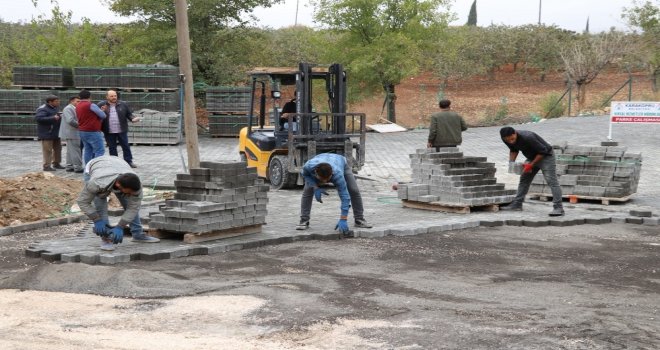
xmin=148 ymin=162 xmax=269 ymax=235
xmin=12 ymin=66 xmax=73 ymax=88
xmin=206 ymin=86 xmax=252 ymax=137
xmin=128 ymin=109 xmax=181 ymax=145
xmin=529 ymin=144 xmax=642 ymax=199
xmin=397 ymin=147 xmax=516 ymax=208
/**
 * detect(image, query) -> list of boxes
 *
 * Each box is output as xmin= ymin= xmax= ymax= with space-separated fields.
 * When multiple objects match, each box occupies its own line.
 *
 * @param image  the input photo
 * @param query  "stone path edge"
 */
xmin=25 ymin=215 xmax=659 ymax=265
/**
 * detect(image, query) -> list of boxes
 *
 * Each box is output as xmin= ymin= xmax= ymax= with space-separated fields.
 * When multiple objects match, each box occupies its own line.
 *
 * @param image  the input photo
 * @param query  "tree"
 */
xmin=314 ymin=0 xmax=452 ymax=122
xmin=623 ymin=0 xmax=660 ymax=92
xmin=106 ymin=0 xmax=282 ymax=84
xmin=560 ymin=31 xmax=631 ymax=112
xmin=466 ymin=0 xmax=477 ymax=26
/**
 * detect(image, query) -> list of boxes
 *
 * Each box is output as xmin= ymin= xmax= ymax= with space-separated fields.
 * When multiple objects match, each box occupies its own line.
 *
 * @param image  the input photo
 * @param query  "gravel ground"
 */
xmin=1 ymin=222 xmax=659 ymax=349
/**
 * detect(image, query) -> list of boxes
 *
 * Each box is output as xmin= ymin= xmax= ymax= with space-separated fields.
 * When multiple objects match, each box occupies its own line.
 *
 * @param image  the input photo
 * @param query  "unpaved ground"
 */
xmin=0 ymin=172 xmax=82 ymax=226
xmin=1 ymin=222 xmax=659 ymax=349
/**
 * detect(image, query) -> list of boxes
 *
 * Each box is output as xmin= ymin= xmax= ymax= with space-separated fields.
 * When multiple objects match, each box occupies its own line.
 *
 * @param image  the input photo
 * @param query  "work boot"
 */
xmin=43 ymin=166 xmax=56 ymax=172
xmin=354 ymin=219 xmax=373 ymax=229
xmin=500 ymin=202 xmax=523 ymax=211
xmin=549 ymin=207 xmax=565 ymax=217
xmin=296 ymin=220 xmax=309 ymax=230
xmin=52 ymin=163 xmax=65 ymax=169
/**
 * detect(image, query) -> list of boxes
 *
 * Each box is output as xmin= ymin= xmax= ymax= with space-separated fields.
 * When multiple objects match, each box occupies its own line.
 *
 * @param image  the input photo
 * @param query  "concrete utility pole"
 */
xmin=538 ymin=0 xmax=542 ymax=25
xmin=175 ymin=0 xmax=200 ymax=169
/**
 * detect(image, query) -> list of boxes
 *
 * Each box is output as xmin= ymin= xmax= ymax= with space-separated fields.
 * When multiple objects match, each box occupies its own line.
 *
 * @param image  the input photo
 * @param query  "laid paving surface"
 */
xmin=3 ymin=116 xmax=659 ymax=264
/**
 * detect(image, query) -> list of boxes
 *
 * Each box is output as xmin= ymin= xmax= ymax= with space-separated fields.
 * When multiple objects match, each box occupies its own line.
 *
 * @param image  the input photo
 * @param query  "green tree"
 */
xmin=623 ymin=0 xmax=660 ymax=92
xmin=314 ymin=0 xmax=452 ymax=122
xmin=466 ymin=0 xmax=477 ymax=26
xmin=106 ymin=0 xmax=283 ymax=85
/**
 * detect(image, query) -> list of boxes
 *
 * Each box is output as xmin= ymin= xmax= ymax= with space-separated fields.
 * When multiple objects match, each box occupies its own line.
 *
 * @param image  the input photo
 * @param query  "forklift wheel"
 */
xmin=269 ymin=155 xmax=296 ymax=190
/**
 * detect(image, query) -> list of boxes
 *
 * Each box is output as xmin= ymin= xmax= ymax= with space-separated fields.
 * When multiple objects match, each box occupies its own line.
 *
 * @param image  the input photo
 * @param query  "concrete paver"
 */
xmin=2 ymin=115 xmax=659 ymax=263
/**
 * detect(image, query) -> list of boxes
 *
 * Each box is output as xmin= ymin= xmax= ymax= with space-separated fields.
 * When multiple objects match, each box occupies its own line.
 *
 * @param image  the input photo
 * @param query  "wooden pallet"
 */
xmin=402 ymin=200 xmax=500 ymax=214
xmin=147 ymin=224 xmax=262 ymax=244
xmin=528 ymin=193 xmax=633 ymax=205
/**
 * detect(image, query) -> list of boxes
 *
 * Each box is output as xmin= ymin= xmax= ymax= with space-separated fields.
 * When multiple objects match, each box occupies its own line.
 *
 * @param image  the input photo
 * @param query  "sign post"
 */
xmin=609 ymin=101 xmax=660 ymax=140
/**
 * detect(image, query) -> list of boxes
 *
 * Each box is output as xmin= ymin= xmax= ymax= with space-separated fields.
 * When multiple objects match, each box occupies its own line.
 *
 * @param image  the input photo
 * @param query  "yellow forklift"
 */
xmin=238 ymin=62 xmax=366 ymax=189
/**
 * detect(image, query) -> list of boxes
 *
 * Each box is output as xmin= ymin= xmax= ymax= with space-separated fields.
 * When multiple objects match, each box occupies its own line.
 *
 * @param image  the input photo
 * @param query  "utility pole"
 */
xmin=538 ymin=0 xmax=542 ymax=25
xmin=295 ymin=0 xmax=300 ymax=26
xmin=175 ymin=0 xmax=200 ymax=169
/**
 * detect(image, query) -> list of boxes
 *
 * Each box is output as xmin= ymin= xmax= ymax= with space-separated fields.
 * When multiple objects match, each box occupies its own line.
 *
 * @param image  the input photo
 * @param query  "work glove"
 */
xmin=335 ymin=218 xmax=350 ymax=234
xmin=93 ymin=219 xmax=110 ymax=236
xmin=109 ymin=226 xmax=124 ymax=244
xmin=522 ymin=163 xmax=534 ymax=174
xmin=314 ymin=187 xmax=329 ymax=203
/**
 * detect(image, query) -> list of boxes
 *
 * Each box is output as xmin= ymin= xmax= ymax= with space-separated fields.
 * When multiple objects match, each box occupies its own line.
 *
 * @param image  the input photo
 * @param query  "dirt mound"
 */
xmin=0 ymin=172 xmax=83 ymax=227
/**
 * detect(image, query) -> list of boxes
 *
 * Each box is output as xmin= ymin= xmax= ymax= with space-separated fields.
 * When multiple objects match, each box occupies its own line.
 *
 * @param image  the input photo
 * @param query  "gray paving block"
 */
xmin=356 ymin=230 xmax=385 ymax=238
xmin=505 ymin=219 xmax=523 ymax=226
xmin=523 ymin=220 xmax=549 ymax=227
xmin=584 ymin=217 xmax=612 ymax=225
xmin=629 ymin=210 xmax=652 ymax=218
xmin=643 ymin=217 xmax=660 ymax=226
xmin=479 ymin=220 xmax=504 ymax=227
xmin=625 ymin=217 xmax=644 ymax=224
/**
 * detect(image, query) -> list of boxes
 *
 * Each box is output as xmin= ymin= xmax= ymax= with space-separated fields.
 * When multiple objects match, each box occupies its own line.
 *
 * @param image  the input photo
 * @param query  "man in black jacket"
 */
xmin=499 ymin=126 xmax=564 ymax=216
xmin=98 ymin=90 xmax=141 ymax=168
xmin=34 ymin=95 xmax=63 ymax=171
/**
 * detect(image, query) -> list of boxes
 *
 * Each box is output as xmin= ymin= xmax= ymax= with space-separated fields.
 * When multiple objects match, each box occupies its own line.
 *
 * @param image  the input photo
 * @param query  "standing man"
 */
xmin=34 ymin=95 xmax=63 ymax=171
xmin=76 ymin=89 xmax=107 ymax=166
xmin=77 ymin=155 xmax=160 ymax=251
xmin=296 ymin=153 xmax=373 ymax=236
xmin=427 ymin=99 xmax=467 ymax=150
xmin=499 ymin=126 xmax=565 ymax=216
xmin=58 ymin=95 xmax=83 ymax=173
xmin=98 ymin=90 xmax=140 ymax=168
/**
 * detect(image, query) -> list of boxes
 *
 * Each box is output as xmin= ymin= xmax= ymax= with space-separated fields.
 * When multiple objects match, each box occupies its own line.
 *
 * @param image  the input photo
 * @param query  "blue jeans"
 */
xmin=105 ymin=132 xmax=133 ymax=164
xmin=300 ymin=162 xmax=365 ymax=223
xmin=79 ymin=131 xmax=105 ymax=166
xmin=513 ymin=155 xmax=563 ymax=209
xmin=83 ymin=173 xmax=144 ymax=237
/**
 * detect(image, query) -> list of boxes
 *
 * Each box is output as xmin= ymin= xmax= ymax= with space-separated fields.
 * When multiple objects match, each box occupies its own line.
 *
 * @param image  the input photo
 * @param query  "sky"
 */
xmin=3 ymin=0 xmax=636 ymax=33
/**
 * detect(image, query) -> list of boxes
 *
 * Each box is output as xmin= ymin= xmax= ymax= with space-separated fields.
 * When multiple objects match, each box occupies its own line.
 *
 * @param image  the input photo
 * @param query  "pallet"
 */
xmin=147 ymin=224 xmax=262 ymax=244
xmin=121 ymin=88 xmax=178 ymax=92
xmin=402 ymin=200 xmax=500 ymax=214
xmin=528 ymin=193 xmax=633 ymax=205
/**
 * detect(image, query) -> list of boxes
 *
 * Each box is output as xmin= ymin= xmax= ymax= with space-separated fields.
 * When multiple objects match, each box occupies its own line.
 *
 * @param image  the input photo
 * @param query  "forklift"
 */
xmin=238 ymin=62 xmax=366 ymax=189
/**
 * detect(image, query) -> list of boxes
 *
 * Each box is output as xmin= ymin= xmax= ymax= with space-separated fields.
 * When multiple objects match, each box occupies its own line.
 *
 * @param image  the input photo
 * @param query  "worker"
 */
xmin=427 ymin=99 xmax=467 ymax=150
xmin=296 ymin=153 xmax=373 ymax=236
xmin=499 ymin=126 xmax=565 ymax=217
xmin=77 ymin=155 xmax=160 ymax=251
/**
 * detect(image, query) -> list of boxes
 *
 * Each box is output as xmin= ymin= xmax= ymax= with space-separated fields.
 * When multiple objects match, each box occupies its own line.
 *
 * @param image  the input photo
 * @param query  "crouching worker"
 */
xmin=77 ymin=155 xmax=160 ymax=251
xmin=297 ymin=153 xmax=373 ymax=237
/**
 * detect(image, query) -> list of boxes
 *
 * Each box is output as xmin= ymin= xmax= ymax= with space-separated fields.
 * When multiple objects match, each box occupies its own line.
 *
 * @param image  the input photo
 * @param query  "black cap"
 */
xmin=45 ymin=94 xmax=60 ymax=102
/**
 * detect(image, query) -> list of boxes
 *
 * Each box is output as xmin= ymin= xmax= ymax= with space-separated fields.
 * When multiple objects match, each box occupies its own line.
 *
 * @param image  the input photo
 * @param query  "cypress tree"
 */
xmin=466 ymin=0 xmax=477 ymax=26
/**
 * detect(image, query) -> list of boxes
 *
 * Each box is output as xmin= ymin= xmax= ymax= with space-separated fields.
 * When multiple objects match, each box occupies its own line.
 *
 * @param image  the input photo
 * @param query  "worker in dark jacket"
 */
xmin=427 ymin=99 xmax=467 ymax=150
xmin=499 ymin=126 xmax=564 ymax=216
xmin=34 ymin=94 xmax=63 ymax=171
xmin=98 ymin=90 xmax=140 ymax=168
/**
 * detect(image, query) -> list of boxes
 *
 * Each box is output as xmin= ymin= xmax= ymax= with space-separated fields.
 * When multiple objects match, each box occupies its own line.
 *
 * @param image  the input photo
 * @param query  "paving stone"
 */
xmin=505 ymin=219 xmax=523 ymax=226
xmin=585 ymin=217 xmax=612 ymax=225
xmin=625 ymin=217 xmax=644 ymax=224
xmin=479 ymin=220 xmax=504 ymax=227
xmin=523 ymin=220 xmax=549 ymax=227
xmin=629 ymin=210 xmax=652 ymax=218
xmin=643 ymin=217 xmax=660 ymax=226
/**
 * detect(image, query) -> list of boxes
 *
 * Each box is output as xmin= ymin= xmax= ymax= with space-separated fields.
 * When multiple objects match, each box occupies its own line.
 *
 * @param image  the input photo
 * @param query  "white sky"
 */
xmin=3 ymin=0 xmax=635 ymax=33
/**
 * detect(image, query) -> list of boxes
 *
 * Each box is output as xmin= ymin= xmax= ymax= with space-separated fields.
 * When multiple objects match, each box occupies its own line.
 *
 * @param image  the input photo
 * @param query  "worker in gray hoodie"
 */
xmin=77 ymin=155 xmax=159 ymax=251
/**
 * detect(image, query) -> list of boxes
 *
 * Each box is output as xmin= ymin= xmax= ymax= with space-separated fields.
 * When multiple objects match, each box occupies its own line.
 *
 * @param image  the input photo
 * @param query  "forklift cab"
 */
xmin=238 ymin=63 xmax=366 ymax=189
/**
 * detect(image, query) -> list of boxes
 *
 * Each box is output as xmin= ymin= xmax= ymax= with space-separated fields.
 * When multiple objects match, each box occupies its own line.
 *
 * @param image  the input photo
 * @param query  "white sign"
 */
xmin=608 ymin=101 xmax=660 ymax=139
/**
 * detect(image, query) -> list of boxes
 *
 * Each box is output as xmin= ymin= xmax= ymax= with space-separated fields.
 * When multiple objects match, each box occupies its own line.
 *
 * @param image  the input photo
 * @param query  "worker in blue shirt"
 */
xmin=297 ymin=153 xmax=373 ymax=236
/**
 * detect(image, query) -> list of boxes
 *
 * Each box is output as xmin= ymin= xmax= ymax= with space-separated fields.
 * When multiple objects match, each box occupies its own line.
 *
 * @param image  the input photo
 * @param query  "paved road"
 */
xmin=2 ymin=115 xmax=657 ymax=209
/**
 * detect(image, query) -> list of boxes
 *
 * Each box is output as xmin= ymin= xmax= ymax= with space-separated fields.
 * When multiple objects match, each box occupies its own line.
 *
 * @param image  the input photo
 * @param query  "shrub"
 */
xmin=539 ymin=92 xmax=566 ymax=119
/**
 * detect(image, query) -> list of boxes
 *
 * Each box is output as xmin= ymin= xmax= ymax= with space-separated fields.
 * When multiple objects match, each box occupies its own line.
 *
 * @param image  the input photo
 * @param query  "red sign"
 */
xmin=611 ymin=116 xmax=660 ymax=123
